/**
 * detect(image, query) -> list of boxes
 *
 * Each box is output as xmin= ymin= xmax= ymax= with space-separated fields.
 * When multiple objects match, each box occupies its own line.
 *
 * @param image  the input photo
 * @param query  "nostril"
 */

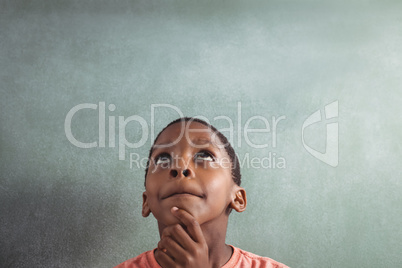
xmin=170 ymin=170 xmax=178 ymax=177
xmin=182 ymin=169 xmax=190 ymax=177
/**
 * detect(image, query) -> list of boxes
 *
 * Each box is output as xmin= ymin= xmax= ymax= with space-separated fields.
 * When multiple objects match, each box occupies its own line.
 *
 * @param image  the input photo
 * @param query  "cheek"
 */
xmin=203 ymin=171 xmax=233 ymax=200
xmin=147 ymin=164 xmax=169 ymax=177
xmin=144 ymin=176 xmax=163 ymax=204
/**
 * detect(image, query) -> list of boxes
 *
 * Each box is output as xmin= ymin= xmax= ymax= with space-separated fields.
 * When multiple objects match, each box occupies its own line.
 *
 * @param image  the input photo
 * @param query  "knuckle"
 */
xmin=191 ymin=243 xmax=208 ymax=259
xmin=164 ymin=236 xmax=174 ymax=246
xmin=195 ymin=247 xmax=204 ymax=257
xmin=172 ymin=224 xmax=182 ymax=233
xmin=158 ymin=240 xmax=163 ymax=248
xmin=189 ymin=218 xmax=199 ymax=228
xmin=184 ymin=255 xmax=194 ymax=266
xmin=161 ymin=229 xmax=170 ymax=238
xmin=159 ymin=236 xmax=173 ymax=248
xmin=160 ymin=236 xmax=170 ymax=246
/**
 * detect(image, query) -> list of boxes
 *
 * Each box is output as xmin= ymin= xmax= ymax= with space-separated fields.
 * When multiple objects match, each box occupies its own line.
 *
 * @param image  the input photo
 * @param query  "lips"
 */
xmin=163 ymin=192 xmax=202 ymax=199
xmin=161 ymin=183 xmax=204 ymax=200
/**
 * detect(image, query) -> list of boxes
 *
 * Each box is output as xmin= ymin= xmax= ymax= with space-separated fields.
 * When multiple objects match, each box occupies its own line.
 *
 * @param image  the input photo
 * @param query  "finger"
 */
xmin=158 ymin=235 xmax=187 ymax=259
xmin=171 ymin=207 xmax=206 ymax=244
xmin=154 ymin=248 xmax=176 ymax=268
xmin=161 ymin=223 xmax=195 ymax=250
xmin=157 ymin=239 xmax=175 ymax=260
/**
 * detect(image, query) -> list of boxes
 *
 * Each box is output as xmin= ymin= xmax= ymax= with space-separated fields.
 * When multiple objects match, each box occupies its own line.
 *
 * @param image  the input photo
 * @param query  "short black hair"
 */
xmin=144 ymin=117 xmax=241 ymax=186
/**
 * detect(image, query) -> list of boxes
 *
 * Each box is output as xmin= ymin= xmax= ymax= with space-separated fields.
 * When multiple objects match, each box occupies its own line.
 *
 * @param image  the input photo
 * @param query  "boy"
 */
xmin=115 ymin=117 xmax=288 ymax=268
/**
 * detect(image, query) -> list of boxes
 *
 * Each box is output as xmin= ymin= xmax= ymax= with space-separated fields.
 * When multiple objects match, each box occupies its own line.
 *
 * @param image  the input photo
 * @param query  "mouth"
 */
xmin=162 ymin=191 xmax=203 ymax=199
xmin=161 ymin=182 xmax=205 ymax=200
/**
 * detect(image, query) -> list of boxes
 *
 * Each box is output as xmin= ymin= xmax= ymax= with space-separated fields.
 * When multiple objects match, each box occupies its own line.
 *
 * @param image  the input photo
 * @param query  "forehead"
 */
xmin=154 ymin=121 xmax=223 ymax=148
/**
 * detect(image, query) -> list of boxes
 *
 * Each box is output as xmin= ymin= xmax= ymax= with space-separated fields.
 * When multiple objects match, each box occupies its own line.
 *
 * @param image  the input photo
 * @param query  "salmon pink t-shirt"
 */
xmin=114 ymin=245 xmax=288 ymax=268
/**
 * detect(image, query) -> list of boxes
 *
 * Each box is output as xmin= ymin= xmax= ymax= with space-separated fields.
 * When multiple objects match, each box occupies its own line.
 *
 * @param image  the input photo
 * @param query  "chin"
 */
xmin=158 ymin=207 xmax=199 ymax=226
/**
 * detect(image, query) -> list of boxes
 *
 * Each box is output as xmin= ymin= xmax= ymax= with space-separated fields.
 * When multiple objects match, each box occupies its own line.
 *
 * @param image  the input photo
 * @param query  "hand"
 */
xmin=155 ymin=207 xmax=209 ymax=268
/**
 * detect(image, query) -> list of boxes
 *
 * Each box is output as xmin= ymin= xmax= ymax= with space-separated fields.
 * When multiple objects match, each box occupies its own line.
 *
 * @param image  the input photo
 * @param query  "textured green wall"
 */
xmin=1 ymin=1 xmax=401 ymax=267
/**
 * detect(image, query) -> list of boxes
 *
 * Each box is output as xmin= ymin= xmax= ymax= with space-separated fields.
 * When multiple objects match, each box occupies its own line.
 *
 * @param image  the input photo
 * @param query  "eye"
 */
xmin=154 ymin=153 xmax=172 ymax=166
xmin=194 ymin=150 xmax=215 ymax=162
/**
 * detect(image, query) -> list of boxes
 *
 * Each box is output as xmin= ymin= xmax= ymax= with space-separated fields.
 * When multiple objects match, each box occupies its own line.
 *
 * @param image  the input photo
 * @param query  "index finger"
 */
xmin=171 ymin=207 xmax=206 ymax=244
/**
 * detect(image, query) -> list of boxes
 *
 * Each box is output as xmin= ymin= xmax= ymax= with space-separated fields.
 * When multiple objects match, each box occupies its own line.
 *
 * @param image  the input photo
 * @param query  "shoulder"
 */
xmin=114 ymin=249 xmax=160 ymax=268
xmin=223 ymin=245 xmax=289 ymax=268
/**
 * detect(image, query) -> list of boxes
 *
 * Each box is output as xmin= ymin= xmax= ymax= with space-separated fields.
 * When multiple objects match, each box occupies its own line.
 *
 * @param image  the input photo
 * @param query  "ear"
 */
xmin=230 ymin=186 xmax=247 ymax=213
xmin=142 ymin=192 xmax=151 ymax=217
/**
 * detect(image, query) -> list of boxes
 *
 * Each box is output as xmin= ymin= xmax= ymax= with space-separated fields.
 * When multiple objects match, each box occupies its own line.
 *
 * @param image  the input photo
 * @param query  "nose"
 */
xmin=169 ymin=168 xmax=191 ymax=178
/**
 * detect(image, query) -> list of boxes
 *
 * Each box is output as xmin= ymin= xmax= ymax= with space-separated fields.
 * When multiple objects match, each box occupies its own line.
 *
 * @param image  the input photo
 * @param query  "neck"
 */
xmin=157 ymin=215 xmax=233 ymax=268
xmin=202 ymin=219 xmax=233 ymax=268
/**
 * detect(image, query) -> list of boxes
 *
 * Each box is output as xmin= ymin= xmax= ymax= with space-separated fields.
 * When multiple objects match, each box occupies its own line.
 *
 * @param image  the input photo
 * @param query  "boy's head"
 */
xmin=142 ymin=117 xmax=246 ymax=228
xmin=145 ymin=117 xmax=241 ymax=186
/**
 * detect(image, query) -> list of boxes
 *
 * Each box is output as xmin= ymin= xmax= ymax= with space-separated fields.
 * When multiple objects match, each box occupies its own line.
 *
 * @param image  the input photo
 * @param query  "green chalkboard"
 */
xmin=1 ymin=1 xmax=401 ymax=267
